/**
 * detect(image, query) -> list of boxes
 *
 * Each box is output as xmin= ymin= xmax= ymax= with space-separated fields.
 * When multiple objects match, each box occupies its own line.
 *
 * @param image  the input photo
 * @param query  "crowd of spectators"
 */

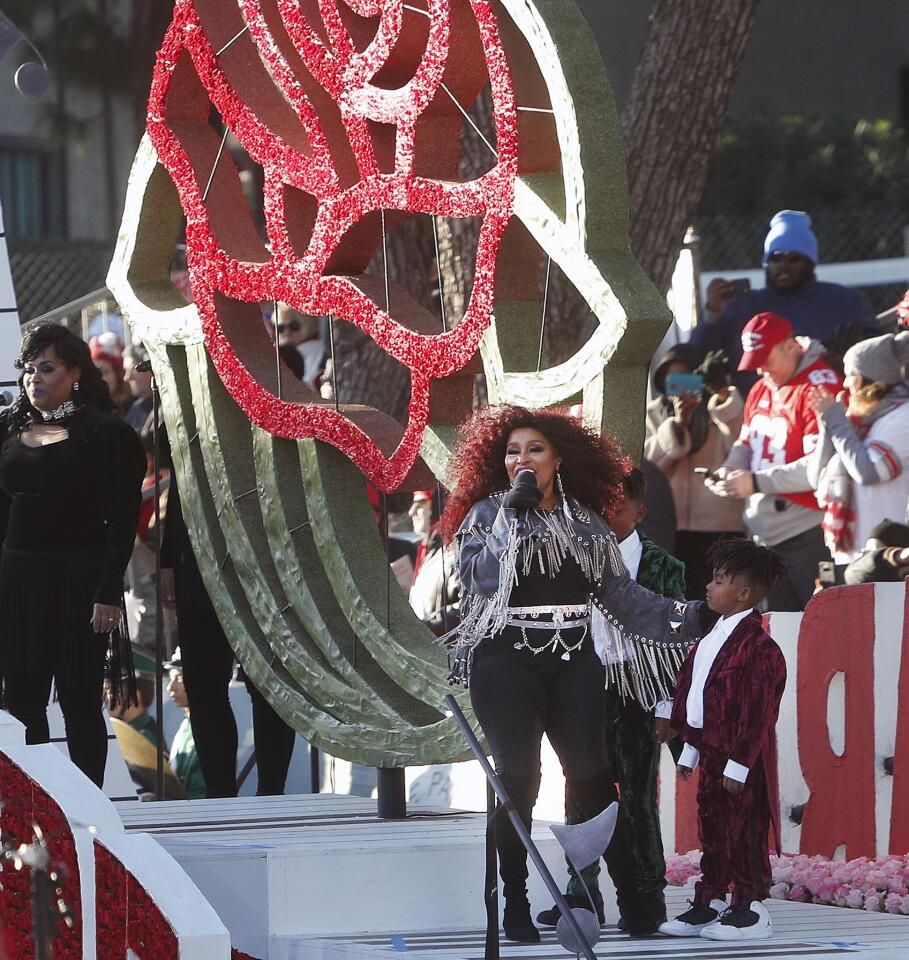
xmin=649 ymin=209 xmax=909 ymax=605
xmin=391 ymin=213 xmax=909 ymax=634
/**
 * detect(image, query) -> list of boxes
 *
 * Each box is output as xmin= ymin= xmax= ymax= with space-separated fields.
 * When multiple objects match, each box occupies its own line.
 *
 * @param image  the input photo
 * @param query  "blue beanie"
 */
xmin=763 ymin=210 xmax=819 ymax=265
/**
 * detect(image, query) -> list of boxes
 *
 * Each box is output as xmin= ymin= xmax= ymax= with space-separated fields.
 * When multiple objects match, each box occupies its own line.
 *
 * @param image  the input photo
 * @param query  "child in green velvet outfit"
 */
xmin=538 ymin=468 xmax=685 ymax=935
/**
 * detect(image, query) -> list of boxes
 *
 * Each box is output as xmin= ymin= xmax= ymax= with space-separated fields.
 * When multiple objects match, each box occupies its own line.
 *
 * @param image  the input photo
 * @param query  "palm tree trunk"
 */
xmin=622 ymin=0 xmax=760 ymax=294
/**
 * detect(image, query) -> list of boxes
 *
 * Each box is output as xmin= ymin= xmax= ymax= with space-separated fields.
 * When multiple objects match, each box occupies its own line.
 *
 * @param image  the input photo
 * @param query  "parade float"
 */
xmin=1 ymin=1 xmax=907 ymax=957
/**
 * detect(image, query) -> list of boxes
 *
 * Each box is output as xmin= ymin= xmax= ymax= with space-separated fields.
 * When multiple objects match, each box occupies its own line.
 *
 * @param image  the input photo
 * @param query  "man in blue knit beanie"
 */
xmin=691 ymin=210 xmax=879 ymax=395
xmin=763 ymin=210 xmax=818 ymax=264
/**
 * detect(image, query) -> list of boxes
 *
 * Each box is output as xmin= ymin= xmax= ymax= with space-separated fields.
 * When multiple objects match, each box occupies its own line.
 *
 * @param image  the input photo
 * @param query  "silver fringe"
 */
xmin=591 ymin=595 xmax=690 ymax=709
xmin=441 ymin=513 xmax=521 ymax=676
xmin=443 ymin=497 xmax=689 ymax=700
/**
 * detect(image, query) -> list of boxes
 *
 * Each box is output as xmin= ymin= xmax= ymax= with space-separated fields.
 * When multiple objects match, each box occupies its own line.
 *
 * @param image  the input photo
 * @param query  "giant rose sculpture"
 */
xmin=108 ymin=0 xmax=671 ymax=765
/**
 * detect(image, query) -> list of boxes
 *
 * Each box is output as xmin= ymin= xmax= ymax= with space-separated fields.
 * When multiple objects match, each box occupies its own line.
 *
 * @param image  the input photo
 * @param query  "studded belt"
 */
xmin=505 ymin=604 xmax=589 ymax=626
xmin=505 ymin=604 xmax=590 ymax=659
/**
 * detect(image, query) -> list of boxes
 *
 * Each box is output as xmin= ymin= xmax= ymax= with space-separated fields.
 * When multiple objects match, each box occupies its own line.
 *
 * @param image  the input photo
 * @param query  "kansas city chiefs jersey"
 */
xmin=739 ymin=356 xmax=843 ymax=510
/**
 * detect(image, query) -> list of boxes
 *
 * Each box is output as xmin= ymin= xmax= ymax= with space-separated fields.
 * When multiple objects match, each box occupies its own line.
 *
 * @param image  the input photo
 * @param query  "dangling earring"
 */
xmin=556 ymin=470 xmax=573 ymax=521
xmin=73 ymin=381 xmax=80 ymax=393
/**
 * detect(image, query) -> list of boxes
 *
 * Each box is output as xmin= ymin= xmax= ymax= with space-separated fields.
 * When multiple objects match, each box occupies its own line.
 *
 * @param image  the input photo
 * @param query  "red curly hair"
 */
xmin=441 ymin=406 xmax=631 ymax=541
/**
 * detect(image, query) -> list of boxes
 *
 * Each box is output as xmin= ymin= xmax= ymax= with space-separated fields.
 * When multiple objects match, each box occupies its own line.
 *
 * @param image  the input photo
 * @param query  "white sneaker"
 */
xmin=701 ymin=900 xmax=772 ymax=940
xmin=658 ymin=899 xmax=726 ymax=937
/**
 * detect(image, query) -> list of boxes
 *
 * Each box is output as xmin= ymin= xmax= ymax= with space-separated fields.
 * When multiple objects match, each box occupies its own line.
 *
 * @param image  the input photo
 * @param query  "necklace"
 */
xmin=35 ymin=400 xmax=80 ymax=423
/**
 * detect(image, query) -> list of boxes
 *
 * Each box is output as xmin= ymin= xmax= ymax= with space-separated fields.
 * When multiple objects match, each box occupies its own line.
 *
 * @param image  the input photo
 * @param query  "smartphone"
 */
xmin=728 ymin=277 xmax=751 ymax=297
xmin=693 ymin=467 xmax=718 ymax=482
xmin=664 ymin=372 xmax=704 ymax=397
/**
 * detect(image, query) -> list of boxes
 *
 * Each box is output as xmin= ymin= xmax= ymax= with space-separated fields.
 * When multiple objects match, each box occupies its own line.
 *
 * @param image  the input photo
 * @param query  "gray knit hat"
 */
xmin=843 ymin=331 xmax=909 ymax=386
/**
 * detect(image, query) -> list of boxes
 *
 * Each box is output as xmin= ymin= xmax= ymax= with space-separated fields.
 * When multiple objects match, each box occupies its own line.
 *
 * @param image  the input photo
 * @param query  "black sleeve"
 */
xmin=585 ymin=510 xmax=704 ymax=648
xmin=94 ymin=417 xmax=148 ymax=606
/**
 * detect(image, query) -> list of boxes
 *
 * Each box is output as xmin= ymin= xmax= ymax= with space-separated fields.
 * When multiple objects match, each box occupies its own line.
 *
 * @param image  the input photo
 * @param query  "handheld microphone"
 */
xmin=504 ymin=469 xmax=543 ymax=516
xmin=514 ymin=469 xmax=539 ymax=494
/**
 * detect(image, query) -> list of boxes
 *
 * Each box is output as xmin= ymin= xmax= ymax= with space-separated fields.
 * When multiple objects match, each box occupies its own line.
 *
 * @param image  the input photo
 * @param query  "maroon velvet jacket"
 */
xmin=670 ymin=609 xmax=787 ymax=844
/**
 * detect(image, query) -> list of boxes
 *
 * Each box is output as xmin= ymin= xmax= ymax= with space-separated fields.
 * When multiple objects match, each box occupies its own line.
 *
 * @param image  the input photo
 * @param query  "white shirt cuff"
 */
xmin=654 ymin=700 xmax=673 ymax=719
xmin=723 ymin=759 xmax=750 ymax=783
xmin=678 ymin=743 xmax=700 ymax=769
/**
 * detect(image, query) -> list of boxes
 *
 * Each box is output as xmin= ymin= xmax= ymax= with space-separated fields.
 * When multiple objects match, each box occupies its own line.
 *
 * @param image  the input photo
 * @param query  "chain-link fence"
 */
xmin=695 ymin=207 xmax=908 ymax=270
xmin=695 ymin=206 xmax=909 ymax=315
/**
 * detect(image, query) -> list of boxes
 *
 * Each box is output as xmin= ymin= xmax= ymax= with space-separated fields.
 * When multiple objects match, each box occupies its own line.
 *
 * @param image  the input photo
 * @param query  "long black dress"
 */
xmin=0 ymin=406 xmax=146 ymax=787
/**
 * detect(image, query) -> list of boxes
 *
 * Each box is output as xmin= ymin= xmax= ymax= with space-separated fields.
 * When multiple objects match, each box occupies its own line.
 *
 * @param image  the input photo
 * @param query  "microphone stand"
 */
xmin=1 ymin=825 xmax=73 ymax=960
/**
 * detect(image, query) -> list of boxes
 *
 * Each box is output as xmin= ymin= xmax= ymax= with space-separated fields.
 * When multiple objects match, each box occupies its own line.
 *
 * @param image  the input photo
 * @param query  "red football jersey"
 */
xmin=739 ymin=356 xmax=843 ymax=510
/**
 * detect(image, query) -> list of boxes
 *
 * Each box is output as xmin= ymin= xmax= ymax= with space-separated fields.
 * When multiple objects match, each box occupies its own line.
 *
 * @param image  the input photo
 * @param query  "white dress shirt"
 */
xmin=593 ymin=530 xmax=642 ymax=664
xmin=677 ymin=607 xmax=754 ymax=783
xmin=619 ymin=529 xmax=642 ymax=581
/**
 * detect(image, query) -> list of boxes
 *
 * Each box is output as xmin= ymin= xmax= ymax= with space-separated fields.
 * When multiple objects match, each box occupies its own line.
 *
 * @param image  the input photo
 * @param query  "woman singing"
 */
xmin=442 ymin=407 xmax=704 ymax=942
xmin=0 ymin=324 xmax=146 ymax=787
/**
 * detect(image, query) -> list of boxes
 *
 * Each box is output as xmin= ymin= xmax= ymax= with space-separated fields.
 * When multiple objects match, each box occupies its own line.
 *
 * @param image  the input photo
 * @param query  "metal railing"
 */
xmin=26 ymin=286 xmax=130 ymax=344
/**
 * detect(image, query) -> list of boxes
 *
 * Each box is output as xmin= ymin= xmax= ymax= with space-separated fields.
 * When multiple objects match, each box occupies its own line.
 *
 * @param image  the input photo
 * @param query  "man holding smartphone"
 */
xmin=706 ymin=312 xmax=839 ymax=611
xmin=692 ymin=210 xmax=877 ymax=395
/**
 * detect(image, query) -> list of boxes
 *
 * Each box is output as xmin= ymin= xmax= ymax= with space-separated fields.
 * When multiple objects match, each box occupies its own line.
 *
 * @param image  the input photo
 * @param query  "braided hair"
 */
xmin=706 ymin=537 xmax=787 ymax=597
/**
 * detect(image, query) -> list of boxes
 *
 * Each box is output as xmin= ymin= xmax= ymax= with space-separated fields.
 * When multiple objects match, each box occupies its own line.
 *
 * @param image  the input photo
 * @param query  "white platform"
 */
xmin=116 ymin=794 xmax=909 ymax=960
xmin=279 ymin=885 xmax=909 ymax=960
xmin=116 ymin=794 xmax=579 ymax=959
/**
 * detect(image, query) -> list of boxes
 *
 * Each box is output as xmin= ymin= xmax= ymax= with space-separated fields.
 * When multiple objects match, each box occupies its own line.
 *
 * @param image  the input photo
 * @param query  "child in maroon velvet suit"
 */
xmin=660 ymin=538 xmax=787 ymax=941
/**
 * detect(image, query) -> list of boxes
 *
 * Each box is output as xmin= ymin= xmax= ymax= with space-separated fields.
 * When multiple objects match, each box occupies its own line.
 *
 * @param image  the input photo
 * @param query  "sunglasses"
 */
xmin=767 ymin=252 xmax=807 ymax=265
xmin=276 ymin=321 xmax=300 ymax=333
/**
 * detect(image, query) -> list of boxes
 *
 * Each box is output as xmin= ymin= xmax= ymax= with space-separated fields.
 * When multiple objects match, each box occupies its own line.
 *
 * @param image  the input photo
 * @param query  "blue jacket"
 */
xmin=690 ymin=277 xmax=878 ymax=395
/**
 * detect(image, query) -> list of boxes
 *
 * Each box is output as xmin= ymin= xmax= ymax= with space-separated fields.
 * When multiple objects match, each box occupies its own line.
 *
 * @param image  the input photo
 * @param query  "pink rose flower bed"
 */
xmin=665 ymin=852 xmax=909 ymax=915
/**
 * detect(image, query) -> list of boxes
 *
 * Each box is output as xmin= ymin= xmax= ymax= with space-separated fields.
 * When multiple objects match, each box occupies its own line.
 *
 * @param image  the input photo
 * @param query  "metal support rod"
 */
xmin=273 ymin=299 xmax=283 ymax=401
xmin=151 ymin=371 xmax=165 ymax=802
xmin=376 ymin=767 xmax=406 ymax=819
xmin=202 ymin=126 xmax=229 ymax=203
xmin=310 ymin=745 xmax=321 ymax=793
xmin=537 ymin=256 xmax=551 ymax=371
xmin=445 ymin=695 xmax=597 ymax=960
xmin=382 ymin=491 xmax=391 ymax=629
xmin=328 ymin=314 xmax=340 ymax=412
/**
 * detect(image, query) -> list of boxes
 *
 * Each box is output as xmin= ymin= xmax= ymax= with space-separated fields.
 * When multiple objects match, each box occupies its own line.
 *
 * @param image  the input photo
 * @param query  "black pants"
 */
xmin=469 ymin=632 xmax=635 ymax=908
xmin=4 ymin=665 xmax=107 ymax=788
xmin=177 ymin=562 xmax=295 ymax=797
xmin=767 ymin=524 xmax=830 ymax=612
xmin=247 ymin=679 xmax=297 ymax=795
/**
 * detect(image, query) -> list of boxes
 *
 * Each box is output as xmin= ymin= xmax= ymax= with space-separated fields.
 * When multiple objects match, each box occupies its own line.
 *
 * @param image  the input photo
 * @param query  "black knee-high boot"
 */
xmin=567 ymin=772 xmax=641 ymax=929
xmin=496 ymin=775 xmax=541 ymax=943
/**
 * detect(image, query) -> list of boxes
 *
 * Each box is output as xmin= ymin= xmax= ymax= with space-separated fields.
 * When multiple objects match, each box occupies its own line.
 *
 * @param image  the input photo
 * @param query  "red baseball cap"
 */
xmin=738 ymin=312 xmax=794 ymax=371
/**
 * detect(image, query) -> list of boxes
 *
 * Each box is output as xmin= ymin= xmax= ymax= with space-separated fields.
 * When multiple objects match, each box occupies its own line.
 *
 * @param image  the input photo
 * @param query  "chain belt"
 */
xmin=506 ymin=603 xmax=589 ymax=620
xmin=505 ymin=604 xmax=590 ymax=659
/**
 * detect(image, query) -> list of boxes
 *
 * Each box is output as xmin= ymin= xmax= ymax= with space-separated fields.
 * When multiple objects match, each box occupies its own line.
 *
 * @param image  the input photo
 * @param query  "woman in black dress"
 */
xmin=442 ymin=406 xmax=705 ymax=941
xmin=0 ymin=324 xmax=146 ymax=787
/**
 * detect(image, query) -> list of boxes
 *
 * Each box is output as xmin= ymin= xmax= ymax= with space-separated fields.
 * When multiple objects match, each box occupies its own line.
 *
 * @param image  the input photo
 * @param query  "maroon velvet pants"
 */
xmin=693 ymin=749 xmax=772 ymax=908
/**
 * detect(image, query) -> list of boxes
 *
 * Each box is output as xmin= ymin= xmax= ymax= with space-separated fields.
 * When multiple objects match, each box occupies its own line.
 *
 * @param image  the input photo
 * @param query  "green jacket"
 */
xmin=128 ymin=711 xmax=159 ymax=748
xmin=636 ymin=534 xmax=686 ymax=602
xmin=170 ymin=715 xmax=207 ymax=800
